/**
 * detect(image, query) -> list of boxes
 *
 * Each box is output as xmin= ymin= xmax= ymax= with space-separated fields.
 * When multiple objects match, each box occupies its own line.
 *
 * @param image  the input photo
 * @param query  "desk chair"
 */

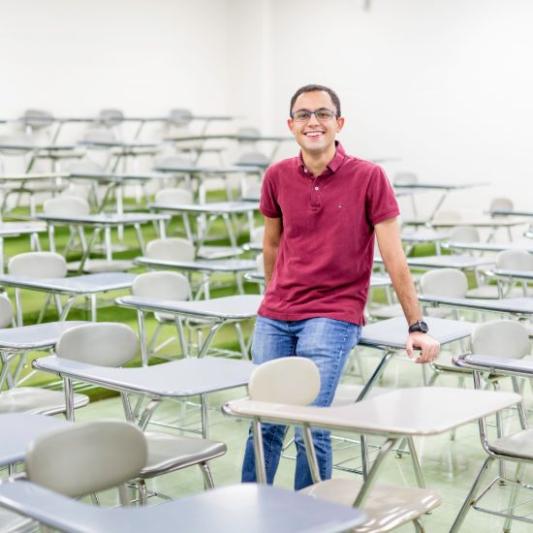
xmin=56 ymin=323 xmax=226 ymax=498
xmin=0 ymin=420 xmax=365 ymax=532
xmin=7 ymin=251 xmax=67 ymax=325
xmin=451 ymin=320 xmax=533 ymax=532
xmin=0 ymin=294 xmax=88 ymax=419
xmin=153 ymin=188 xmax=194 ymax=238
xmin=227 ymin=357 xmax=441 ymax=533
xmin=467 ymin=249 xmax=533 ymax=299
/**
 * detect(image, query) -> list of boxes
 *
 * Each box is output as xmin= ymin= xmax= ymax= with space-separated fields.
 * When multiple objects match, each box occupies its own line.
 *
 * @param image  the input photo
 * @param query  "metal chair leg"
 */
xmin=199 ymin=462 xmax=215 ymax=490
xmin=503 ymin=463 xmax=524 ymax=533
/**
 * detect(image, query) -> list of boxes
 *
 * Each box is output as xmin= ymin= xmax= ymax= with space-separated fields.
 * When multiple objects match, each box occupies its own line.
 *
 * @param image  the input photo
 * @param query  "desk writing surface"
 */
xmin=0 ymin=273 xmax=135 ymax=295
xmin=419 ymin=295 xmax=533 ymax=314
xmin=404 ymin=254 xmax=494 ymax=269
xmin=135 ymin=257 xmax=257 ymax=272
xmin=445 ymin=240 xmax=533 ymax=253
xmin=150 ymin=201 xmax=259 ymax=214
xmin=153 ymin=162 xmax=262 ymax=174
xmin=0 ymin=482 xmax=366 ymax=533
xmin=0 ymin=222 xmax=46 ymax=236
xmin=0 ymin=414 xmax=70 ymax=466
xmin=227 ymin=387 xmax=520 ymax=437
xmin=360 ymin=316 xmax=474 ymax=349
xmin=0 ymin=321 xmax=87 ymax=350
xmin=117 ymin=294 xmax=262 ymax=319
xmin=37 ymin=212 xmax=169 ymax=225
xmin=493 ymin=268 xmax=533 ymax=280
xmin=33 ymin=356 xmax=255 ymax=397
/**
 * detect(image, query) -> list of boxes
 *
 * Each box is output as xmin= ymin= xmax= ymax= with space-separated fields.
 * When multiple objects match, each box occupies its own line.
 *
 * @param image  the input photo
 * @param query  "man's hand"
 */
xmin=406 ymin=332 xmax=440 ymax=364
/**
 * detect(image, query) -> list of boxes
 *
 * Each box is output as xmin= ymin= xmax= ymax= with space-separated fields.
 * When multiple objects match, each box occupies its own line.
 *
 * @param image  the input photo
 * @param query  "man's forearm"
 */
xmin=263 ymin=245 xmax=279 ymax=285
xmin=386 ymin=258 xmax=423 ymax=324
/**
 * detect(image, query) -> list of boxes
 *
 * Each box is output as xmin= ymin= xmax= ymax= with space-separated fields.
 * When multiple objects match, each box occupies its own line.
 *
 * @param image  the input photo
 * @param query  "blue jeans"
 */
xmin=241 ymin=316 xmax=361 ymax=490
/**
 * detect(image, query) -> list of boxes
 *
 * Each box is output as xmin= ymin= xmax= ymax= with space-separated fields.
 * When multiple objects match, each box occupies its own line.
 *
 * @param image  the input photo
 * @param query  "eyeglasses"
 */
xmin=291 ymin=108 xmax=337 ymax=122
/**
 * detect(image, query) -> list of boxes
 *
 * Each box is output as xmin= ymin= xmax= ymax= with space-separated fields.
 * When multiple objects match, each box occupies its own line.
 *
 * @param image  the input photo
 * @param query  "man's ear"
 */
xmin=336 ymin=117 xmax=345 ymax=133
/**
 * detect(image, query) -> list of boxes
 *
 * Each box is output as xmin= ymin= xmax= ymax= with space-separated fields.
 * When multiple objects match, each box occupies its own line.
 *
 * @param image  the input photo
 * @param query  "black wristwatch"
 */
xmin=408 ymin=320 xmax=429 ymax=334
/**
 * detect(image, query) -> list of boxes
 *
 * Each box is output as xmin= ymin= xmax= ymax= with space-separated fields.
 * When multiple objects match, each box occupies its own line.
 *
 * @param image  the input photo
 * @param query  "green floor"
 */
xmin=3 ymin=199 xmax=533 ymax=532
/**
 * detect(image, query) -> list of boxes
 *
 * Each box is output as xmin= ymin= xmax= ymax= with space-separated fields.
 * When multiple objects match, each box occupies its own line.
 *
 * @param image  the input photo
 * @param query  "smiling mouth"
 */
xmin=304 ymin=131 xmax=324 ymax=138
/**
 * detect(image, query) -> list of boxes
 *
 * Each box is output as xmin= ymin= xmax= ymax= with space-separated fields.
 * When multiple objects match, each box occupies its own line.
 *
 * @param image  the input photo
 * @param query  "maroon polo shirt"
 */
xmin=258 ymin=142 xmax=399 ymax=325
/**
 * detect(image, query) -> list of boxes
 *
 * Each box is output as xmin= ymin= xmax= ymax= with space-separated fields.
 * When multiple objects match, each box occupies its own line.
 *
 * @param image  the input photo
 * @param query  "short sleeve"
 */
xmin=366 ymin=166 xmax=400 ymax=226
xmin=259 ymin=167 xmax=282 ymax=218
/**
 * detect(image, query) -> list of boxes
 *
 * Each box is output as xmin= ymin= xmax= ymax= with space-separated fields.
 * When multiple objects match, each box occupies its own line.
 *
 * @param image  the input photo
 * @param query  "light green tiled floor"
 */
xmin=73 ymin=347 xmax=533 ymax=533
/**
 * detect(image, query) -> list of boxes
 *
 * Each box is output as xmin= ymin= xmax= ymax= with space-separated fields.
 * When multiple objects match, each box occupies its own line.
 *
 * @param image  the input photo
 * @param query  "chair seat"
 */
xmin=490 ymin=428 xmax=533 ymax=460
xmin=300 ymin=478 xmax=441 ymax=533
xmin=67 ymin=259 xmax=134 ymax=273
xmin=0 ymin=508 xmax=33 ymax=533
xmin=333 ymin=384 xmax=392 ymax=406
xmin=139 ymin=432 xmax=226 ymax=478
xmin=0 ymin=388 xmax=89 ymax=415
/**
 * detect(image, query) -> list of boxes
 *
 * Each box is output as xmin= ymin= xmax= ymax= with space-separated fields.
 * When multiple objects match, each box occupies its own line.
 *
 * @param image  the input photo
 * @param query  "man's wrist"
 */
xmin=408 ymin=320 xmax=429 ymax=334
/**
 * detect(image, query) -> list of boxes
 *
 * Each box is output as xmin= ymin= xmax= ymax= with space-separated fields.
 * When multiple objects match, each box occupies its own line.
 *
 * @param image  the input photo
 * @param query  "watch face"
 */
xmin=410 ymin=321 xmax=429 ymax=333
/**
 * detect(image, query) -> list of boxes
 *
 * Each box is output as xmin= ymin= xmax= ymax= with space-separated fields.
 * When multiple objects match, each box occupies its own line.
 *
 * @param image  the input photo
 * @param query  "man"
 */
xmin=242 ymin=84 xmax=440 ymax=490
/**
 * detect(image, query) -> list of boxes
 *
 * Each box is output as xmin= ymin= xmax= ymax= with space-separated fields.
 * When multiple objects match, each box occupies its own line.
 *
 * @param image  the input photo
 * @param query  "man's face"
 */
xmin=288 ymin=90 xmax=344 ymax=155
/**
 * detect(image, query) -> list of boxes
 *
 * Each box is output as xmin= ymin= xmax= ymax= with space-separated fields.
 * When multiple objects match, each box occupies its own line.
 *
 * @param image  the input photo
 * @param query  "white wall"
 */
xmin=0 ymin=0 xmax=229 ymax=124
xmin=229 ymin=0 xmax=533 ymax=214
xmin=1 ymin=0 xmax=532 ymax=214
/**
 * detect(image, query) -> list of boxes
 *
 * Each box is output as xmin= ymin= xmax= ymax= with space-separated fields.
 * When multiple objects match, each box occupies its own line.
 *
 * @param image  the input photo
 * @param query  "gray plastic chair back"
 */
xmin=248 ymin=357 xmax=320 ymax=405
xmin=43 ymin=195 xmax=90 ymax=216
xmin=237 ymin=127 xmax=260 ymax=139
xmin=250 ymin=226 xmax=264 ymax=244
xmin=448 ymin=226 xmax=480 ymax=243
xmin=471 ymin=320 xmax=530 ymax=359
xmin=153 ymin=155 xmax=191 ymax=171
xmin=98 ymin=108 xmax=124 ymax=127
xmin=67 ymin=159 xmax=105 ymax=175
xmin=56 ymin=323 xmax=138 ymax=367
xmin=489 ymin=197 xmax=514 ymax=214
xmin=133 ymin=271 xmax=191 ymax=301
xmin=168 ymin=108 xmax=193 ymax=127
xmin=154 ymin=188 xmax=194 ymax=206
xmin=21 ymin=109 xmax=55 ymax=129
xmin=496 ymin=249 xmax=533 ymax=271
xmin=0 ymin=295 xmax=14 ymax=328
xmin=433 ymin=210 xmax=463 ymax=224
xmin=393 ymin=172 xmax=418 ymax=185
xmin=236 ymin=152 xmax=270 ymax=166
xmin=145 ymin=238 xmax=195 ymax=262
xmin=26 ymin=420 xmax=147 ymax=498
xmin=8 ymin=252 xmax=67 ymax=279
xmin=420 ymin=269 xmax=468 ymax=298
xmin=82 ymin=128 xmax=117 ymax=144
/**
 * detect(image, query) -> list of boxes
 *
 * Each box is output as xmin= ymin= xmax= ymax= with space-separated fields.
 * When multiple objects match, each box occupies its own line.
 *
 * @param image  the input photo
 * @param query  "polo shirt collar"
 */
xmin=298 ymin=141 xmax=346 ymax=175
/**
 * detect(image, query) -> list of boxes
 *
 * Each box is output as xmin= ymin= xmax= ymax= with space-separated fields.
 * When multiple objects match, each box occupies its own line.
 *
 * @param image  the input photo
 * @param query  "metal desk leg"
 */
xmin=104 ymin=226 xmax=113 ymax=262
xmin=353 ymin=437 xmax=398 ymax=507
xmin=48 ymin=225 xmax=56 ymax=253
xmin=197 ymin=322 xmax=223 ymax=357
xmin=252 ymin=418 xmax=267 ymax=484
xmin=222 ymin=213 xmax=237 ymax=248
xmin=63 ymin=376 xmax=75 ymax=421
xmin=90 ymin=294 xmax=97 ymax=322
xmin=200 ymin=394 xmax=209 ymax=439
xmin=133 ymin=223 xmax=145 ymax=254
xmin=14 ymin=288 xmax=23 ymax=326
xmin=137 ymin=310 xmax=148 ymax=366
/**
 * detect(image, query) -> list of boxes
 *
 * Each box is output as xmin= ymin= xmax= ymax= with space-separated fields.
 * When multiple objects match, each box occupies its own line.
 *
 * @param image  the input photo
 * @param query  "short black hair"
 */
xmin=290 ymin=84 xmax=341 ymax=117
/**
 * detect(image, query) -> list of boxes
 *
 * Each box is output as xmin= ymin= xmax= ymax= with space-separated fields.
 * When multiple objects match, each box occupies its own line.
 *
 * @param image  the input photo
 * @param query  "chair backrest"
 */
xmin=168 ymin=108 xmax=193 ymax=127
xmin=448 ymin=225 xmax=480 ymax=243
xmin=145 ymin=238 xmax=195 ymax=262
xmin=393 ymin=172 xmax=418 ymax=186
xmin=236 ymin=152 xmax=270 ymax=167
xmin=98 ymin=108 xmax=124 ymax=127
xmin=153 ymin=155 xmax=192 ymax=171
xmin=432 ymin=210 xmax=463 ymax=224
xmin=255 ymin=253 xmax=264 ymax=273
xmin=8 ymin=252 xmax=67 ymax=279
xmin=133 ymin=271 xmax=191 ymax=301
xmin=21 ymin=109 xmax=55 ymax=130
xmin=420 ymin=268 xmax=468 ymax=298
xmin=0 ymin=295 xmax=14 ymax=329
xmin=248 ymin=357 xmax=320 ymax=405
xmin=489 ymin=197 xmax=514 ymax=214
xmin=26 ymin=420 xmax=147 ymax=498
xmin=471 ymin=320 xmax=530 ymax=359
xmin=496 ymin=249 xmax=533 ymax=271
xmin=56 ymin=323 xmax=138 ymax=367
xmin=250 ymin=226 xmax=264 ymax=244
xmin=82 ymin=127 xmax=117 ymax=144
xmin=237 ymin=127 xmax=261 ymax=139
xmin=154 ymin=188 xmax=194 ymax=206
xmin=67 ymin=159 xmax=105 ymax=176
xmin=43 ymin=195 xmax=90 ymax=217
